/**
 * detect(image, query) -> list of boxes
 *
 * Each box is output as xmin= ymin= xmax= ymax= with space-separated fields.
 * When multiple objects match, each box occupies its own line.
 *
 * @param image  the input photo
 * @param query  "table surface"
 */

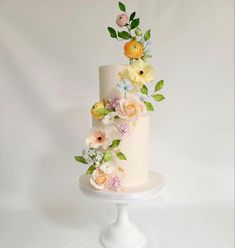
xmin=79 ymin=171 xmax=165 ymax=203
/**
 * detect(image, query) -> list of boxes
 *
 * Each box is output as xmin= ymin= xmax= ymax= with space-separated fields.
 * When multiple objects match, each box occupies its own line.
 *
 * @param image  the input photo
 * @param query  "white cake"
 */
xmin=98 ymin=65 xmax=149 ymax=187
xmin=75 ymin=1 xmax=166 ymax=191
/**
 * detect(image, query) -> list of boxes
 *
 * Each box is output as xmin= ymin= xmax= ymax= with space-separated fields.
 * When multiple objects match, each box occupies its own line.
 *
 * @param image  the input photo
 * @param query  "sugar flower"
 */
xmin=107 ymin=95 xmax=120 ymax=109
xmin=109 ymin=175 xmax=121 ymax=190
xmin=116 ymin=13 xmax=128 ymax=27
xmin=119 ymin=123 xmax=131 ymax=136
xmin=90 ymin=168 xmax=108 ymax=190
xmin=102 ymin=112 xmax=117 ymax=125
xmin=120 ymin=59 xmax=154 ymax=90
xmin=100 ymin=163 xmax=115 ymax=175
xmin=91 ymin=101 xmax=105 ymax=120
xmin=86 ymin=127 xmax=112 ymax=150
xmin=124 ymin=40 xmax=143 ymax=59
xmin=117 ymin=79 xmax=133 ymax=93
xmin=115 ymin=96 xmax=143 ymax=120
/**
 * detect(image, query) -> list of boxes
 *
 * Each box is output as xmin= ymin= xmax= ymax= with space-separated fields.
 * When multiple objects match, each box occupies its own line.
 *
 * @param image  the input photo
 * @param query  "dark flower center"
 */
xmin=97 ymin=136 xmax=102 ymax=141
xmin=139 ymin=70 xmax=144 ymax=75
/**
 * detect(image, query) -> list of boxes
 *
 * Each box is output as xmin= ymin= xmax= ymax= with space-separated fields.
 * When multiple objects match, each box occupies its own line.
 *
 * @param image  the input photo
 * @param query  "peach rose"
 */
xmin=115 ymin=96 xmax=145 ymax=120
xmin=90 ymin=169 xmax=108 ymax=190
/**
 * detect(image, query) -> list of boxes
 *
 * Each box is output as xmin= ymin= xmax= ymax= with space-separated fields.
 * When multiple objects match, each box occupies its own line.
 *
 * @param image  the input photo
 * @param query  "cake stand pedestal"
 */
xmin=79 ymin=170 xmax=165 ymax=248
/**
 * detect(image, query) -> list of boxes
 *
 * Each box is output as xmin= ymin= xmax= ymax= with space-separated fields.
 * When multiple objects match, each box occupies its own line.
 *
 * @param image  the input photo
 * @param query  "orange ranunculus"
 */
xmin=124 ymin=40 xmax=143 ymax=59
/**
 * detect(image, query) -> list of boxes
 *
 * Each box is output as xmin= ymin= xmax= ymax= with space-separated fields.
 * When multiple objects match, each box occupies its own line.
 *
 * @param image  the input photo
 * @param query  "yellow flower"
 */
xmin=124 ymin=40 xmax=143 ymax=59
xmin=120 ymin=59 xmax=154 ymax=90
xmin=91 ymin=102 xmax=105 ymax=120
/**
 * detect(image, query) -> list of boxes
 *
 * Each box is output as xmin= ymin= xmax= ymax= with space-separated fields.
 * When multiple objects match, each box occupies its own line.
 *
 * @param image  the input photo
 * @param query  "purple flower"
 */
xmin=109 ymin=175 xmax=121 ymax=190
xmin=107 ymin=95 xmax=120 ymax=109
xmin=119 ymin=123 xmax=131 ymax=136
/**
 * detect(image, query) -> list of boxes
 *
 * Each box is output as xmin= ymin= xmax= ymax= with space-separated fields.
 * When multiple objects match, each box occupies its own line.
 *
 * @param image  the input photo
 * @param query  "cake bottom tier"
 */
xmin=93 ymin=115 xmax=149 ymax=188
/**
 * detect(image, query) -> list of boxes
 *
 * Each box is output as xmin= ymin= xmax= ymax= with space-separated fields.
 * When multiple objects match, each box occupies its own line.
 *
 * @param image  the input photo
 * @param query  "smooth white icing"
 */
xmin=96 ymin=65 xmax=149 ymax=187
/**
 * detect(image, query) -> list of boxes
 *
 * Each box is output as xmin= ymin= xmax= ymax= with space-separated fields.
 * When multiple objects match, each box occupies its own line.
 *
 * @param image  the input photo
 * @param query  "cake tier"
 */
xmin=96 ymin=65 xmax=149 ymax=188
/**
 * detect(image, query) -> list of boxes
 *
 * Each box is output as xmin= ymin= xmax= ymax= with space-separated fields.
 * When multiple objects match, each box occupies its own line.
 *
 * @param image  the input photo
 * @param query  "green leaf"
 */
xmin=119 ymin=2 xmax=126 ymax=12
xmin=140 ymin=85 xmax=148 ymax=95
xmin=144 ymin=101 xmax=154 ymax=111
xmin=155 ymin=80 xmax=164 ymax=91
xmin=116 ymin=152 xmax=127 ymax=160
xmin=108 ymin=27 xmax=117 ymax=39
xmin=109 ymin=139 xmax=121 ymax=148
xmin=144 ymin=29 xmax=151 ymax=41
xmin=129 ymin=12 xmax=136 ymax=21
xmin=130 ymin=18 xmax=140 ymax=30
xmin=118 ymin=31 xmax=132 ymax=40
xmin=74 ymin=156 xmax=88 ymax=164
xmin=86 ymin=165 xmax=96 ymax=175
xmin=96 ymin=108 xmax=112 ymax=115
xmin=152 ymin=94 xmax=165 ymax=102
xmin=103 ymin=150 xmax=112 ymax=162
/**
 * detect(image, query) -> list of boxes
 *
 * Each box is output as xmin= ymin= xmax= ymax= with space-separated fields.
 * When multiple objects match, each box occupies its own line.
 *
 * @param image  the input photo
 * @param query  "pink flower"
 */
xmin=107 ymin=95 xmax=120 ymax=109
xmin=86 ymin=127 xmax=112 ymax=149
xmin=116 ymin=13 xmax=128 ymax=28
xmin=109 ymin=175 xmax=121 ymax=190
xmin=119 ymin=123 xmax=130 ymax=136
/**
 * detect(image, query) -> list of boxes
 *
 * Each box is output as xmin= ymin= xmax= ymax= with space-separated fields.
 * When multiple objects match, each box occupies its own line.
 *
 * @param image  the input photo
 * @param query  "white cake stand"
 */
xmin=79 ymin=170 xmax=165 ymax=248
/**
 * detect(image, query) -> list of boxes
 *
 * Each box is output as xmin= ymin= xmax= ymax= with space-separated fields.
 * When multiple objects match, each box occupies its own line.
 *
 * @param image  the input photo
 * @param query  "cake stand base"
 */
xmin=100 ymin=203 xmax=146 ymax=248
xmin=79 ymin=171 xmax=165 ymax=248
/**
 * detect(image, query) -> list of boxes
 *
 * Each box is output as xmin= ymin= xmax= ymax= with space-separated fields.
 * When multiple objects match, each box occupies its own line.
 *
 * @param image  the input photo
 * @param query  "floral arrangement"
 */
xmin=75 ymin=2 xmax=165 ymax=191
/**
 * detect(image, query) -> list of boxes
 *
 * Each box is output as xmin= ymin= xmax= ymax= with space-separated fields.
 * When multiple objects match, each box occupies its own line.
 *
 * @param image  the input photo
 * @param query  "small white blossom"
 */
xmin=100 ymin=163 xmax=115 ymax=175
xmin=102 ymin=112 xmax=117 ymax=125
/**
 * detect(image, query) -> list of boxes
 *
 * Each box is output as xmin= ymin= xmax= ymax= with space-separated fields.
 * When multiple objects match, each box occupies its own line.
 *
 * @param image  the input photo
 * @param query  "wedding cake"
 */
xmin=75 ymin=1 xmax=165 ymax=191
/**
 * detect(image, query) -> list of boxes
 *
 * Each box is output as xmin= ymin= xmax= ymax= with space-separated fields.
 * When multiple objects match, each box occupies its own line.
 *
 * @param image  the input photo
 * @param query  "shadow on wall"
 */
xmin=30 ymin=105 xmax=113 ymax=229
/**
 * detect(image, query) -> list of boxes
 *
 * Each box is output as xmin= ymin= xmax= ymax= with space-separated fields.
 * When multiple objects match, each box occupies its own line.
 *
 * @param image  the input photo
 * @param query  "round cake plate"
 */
xmin=79 ymin=170 xmax=165 ymax=248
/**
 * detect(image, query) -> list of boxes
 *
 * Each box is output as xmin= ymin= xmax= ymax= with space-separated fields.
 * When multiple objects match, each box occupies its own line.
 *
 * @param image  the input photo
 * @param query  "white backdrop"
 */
xmin=0 ymin=0 xmax=234 ymax=247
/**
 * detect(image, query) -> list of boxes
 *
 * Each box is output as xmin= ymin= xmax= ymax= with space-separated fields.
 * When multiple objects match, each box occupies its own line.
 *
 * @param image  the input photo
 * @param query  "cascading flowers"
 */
xmin=75 ymin=1 xmax=166 ymax=191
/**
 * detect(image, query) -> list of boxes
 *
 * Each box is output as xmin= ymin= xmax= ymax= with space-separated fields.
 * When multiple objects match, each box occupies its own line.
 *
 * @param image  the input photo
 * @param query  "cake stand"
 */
xmin=79 ymin=170 xmax=165 ymax=248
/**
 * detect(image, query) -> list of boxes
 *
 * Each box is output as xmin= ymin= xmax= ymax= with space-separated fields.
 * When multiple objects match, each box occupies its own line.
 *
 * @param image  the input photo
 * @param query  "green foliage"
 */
xmin=144 ymin=101 xmax=154 ymax=111
xmin=155 ymin=80 xmax=164 ymax=91
xmin=140 ymin=85 xmax=148 ymax=95
xmin=130 ymin=18 xmax=140 ymax=30
xmin=119 ymin=2 xmax=126 ymax=12
xmin=109 ymin=139 xmax=121 ymax=148
xmin=152 ymin=94 xmax=165 ymax=102
xmin=86 ymin=165 xmax=96 ymax=175
xmin=116 ymin=152 xmax=127 ymax=160
xmin=74 ymin=156 xmax=88 ymax=164
xmin=129 ymin=12 xmax=136 ymax=21
xmin=118 ymin=31 xmax=132 ymax=40
xmin=96 ymin=108 xmax=112 ymax=114
xmin=144 ymin=29 xmax=151 ymax=41
xmin=108 ymin=27 xmax=117 ymax=38
xmin=103 ymin=150 xmax=112 ymax=162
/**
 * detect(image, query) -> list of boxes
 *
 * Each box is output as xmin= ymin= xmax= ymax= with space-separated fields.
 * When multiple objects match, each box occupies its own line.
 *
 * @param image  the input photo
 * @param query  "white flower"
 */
xmin=117 ymin=79 xmax=133 ymax=93
xmin=102 ymin=112 xmax=117 ymax=125
xmin=100 ymin=163 xmax=115 ymax=175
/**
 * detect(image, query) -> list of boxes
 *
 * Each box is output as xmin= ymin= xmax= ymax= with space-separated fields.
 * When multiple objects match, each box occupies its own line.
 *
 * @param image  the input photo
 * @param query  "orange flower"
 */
xmin=124 ymin=40 xmax=143 ymax=59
